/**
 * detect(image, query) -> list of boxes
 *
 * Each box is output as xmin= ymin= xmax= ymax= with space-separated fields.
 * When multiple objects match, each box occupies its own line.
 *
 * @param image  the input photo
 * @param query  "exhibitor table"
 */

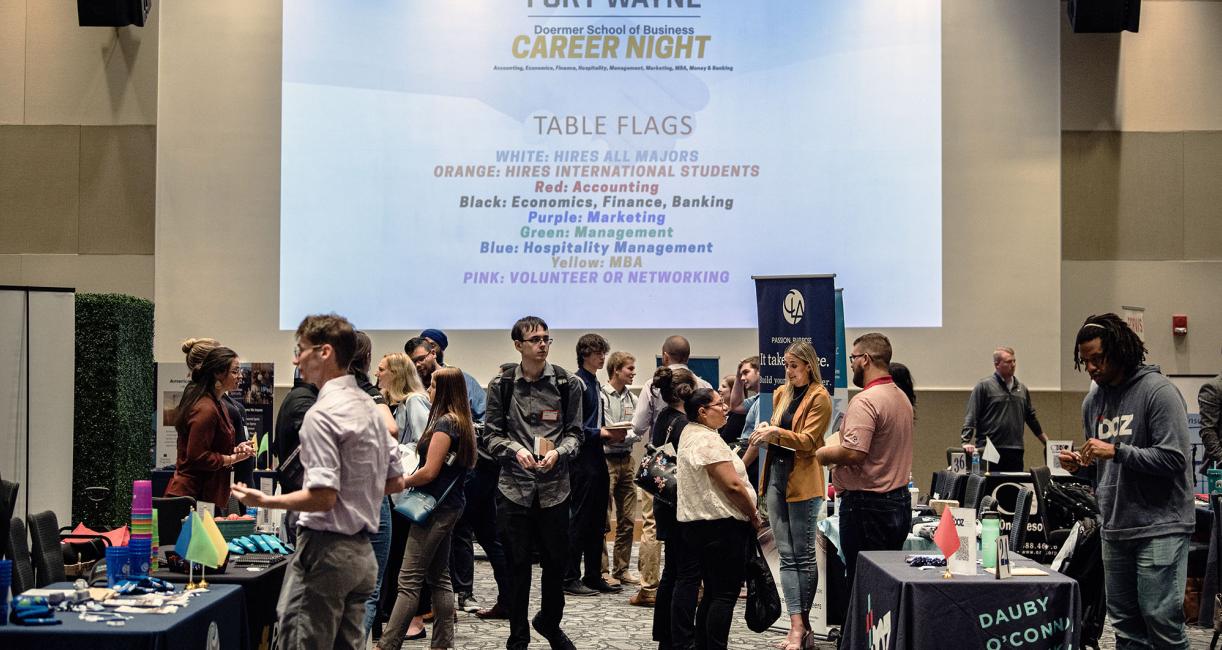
xmin=0 ymin=583 xmax=247 ymax=650
xmin=840 ymin=551 xmax=1081 ymax=649
xmin=157 ymin=556 xmax=288 ymax=649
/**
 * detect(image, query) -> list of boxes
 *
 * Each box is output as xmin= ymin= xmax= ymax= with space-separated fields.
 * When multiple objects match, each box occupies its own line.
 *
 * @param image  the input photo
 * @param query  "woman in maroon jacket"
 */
xmin=165 ymin=346 xmax=254 ymax=511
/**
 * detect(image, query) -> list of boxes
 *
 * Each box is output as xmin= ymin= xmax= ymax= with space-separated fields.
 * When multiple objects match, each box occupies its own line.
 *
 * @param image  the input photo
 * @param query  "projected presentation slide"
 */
xmin=280 ymin=1 xmax=941 ymax=330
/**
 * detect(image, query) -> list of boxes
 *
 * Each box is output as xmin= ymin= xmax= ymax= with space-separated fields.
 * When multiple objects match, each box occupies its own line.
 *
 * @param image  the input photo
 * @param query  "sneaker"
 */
xmin=582 ymin=578 xmax=623 ymax=594
xmin=457 ymin=592 xmax=481 ymax=613
xmin=532 ymin=613 xmax=577 ymax=650
xmin=613 ymin=571 xmax=641 ymax=585
xmin=628 ymin=590 xmax=655 ymax=607
xmin=562 ymin=579 xmax=598 ymax=596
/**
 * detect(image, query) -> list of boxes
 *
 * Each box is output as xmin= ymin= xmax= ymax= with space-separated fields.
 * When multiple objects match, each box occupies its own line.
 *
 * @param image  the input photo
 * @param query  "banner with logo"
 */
xmin=155 ymin=363 xmax=190 ymax=468
xmin=755 ymin=274 xmax=836 ymax=637
xmin=753 ymin=275 xmax=837 ymax=423
xmin=832 ymin=288 xmax=848 ymax=431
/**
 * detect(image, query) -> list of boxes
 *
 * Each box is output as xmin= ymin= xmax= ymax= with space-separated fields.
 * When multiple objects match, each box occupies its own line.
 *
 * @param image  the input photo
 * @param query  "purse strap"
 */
xmin=661 ymin=412 xmax=679 ymax=447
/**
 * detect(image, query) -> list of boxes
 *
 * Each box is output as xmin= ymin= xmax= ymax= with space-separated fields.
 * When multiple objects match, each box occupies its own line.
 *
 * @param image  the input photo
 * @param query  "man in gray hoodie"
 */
xmin=1059 ymin=313 xmax=1193 ymax=649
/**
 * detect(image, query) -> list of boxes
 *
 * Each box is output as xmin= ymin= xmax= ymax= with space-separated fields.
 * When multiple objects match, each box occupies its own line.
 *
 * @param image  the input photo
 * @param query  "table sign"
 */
xmin=996 ymin=539 xmax=1011 ymax=579
xmin=949 ymin=451 xmax=968 ymax=475
xmin=1047 ymin=441 xmax=1074 ymax=476
xmin=949 ymin=507 xmax=977 ymax=576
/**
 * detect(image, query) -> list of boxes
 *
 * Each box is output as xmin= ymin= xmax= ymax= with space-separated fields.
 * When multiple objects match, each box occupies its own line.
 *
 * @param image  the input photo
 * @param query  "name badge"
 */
xmin=541 ymin=409 xmax=559 ymax=423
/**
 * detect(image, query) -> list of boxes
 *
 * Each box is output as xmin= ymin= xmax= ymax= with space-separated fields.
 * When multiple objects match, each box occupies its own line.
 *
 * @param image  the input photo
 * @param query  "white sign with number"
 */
xmin=950 ymin=452 xmax=968 ymax=475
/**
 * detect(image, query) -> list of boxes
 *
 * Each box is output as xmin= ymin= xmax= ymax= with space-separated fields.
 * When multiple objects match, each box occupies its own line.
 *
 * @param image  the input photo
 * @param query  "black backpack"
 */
xmin=494 ymin=362 xmax=572 ymax=441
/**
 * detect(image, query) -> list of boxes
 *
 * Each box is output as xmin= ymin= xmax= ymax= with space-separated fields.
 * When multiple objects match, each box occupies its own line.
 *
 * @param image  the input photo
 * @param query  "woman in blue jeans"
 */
xmin=379 ymin=367 xmax=476 ymax=650
xmin=742 ymin=341 xmax=831 ymax=650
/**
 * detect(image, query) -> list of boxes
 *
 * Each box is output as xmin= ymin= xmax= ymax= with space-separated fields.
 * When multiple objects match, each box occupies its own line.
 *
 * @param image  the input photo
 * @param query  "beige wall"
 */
xmin=0 ymin=0 xmax=157 ymax=298
xmin=3 ymin=0 xmax=1218 ymax=422
xmin=1059 ymin=0 xmax=1222 ymax=384
xmin=155 ymin=0 xmax=1065 ymax=393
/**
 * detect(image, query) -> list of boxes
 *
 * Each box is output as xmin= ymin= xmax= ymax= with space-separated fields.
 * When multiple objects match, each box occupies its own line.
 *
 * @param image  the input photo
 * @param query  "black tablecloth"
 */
xmin=0 ymin=583 xmax=247 ymax=650
xmin=157 ymin=557 xmax=288 ymax=649
xmin=841 ymin=551 xmax=1081 ymax=649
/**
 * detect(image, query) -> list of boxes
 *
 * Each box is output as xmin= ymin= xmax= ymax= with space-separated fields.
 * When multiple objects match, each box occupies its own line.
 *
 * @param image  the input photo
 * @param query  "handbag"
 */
xmin=744 ymin=535 xmax=781 ymax=633
xmin=393 ymin=452 xmax=460 ymax=525
xmin=634 ymin=416 xmax=679 ymax=506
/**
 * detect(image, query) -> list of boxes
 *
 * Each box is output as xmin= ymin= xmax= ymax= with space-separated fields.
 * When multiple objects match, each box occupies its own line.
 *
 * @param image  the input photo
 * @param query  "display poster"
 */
xmin=155 ymin=362 xmax=274 ymax=469
xmin=155 ymin=363 xmax=190 ymax=468
xmin=229 ymin=363 xmax=275 ymax=468
xmin=1121 ymin=305 xmax=1145 ymax=342
xmin=279 ymin=1 xmax=943 ymax=330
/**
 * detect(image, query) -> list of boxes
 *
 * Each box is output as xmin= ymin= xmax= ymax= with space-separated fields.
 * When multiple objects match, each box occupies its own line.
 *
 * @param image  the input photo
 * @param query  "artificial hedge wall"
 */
xmin=73 ymin=293 xmax=154 ymax=528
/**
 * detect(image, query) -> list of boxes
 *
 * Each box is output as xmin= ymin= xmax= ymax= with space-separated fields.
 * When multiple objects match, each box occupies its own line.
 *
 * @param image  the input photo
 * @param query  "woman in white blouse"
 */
xmin=673 ymin=385 xmax=764 ymax=650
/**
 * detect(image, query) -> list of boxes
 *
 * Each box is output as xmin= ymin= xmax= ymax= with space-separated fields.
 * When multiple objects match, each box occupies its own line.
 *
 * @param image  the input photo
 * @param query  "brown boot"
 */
xmin=628 ymin=590 xmax=655 ymax=607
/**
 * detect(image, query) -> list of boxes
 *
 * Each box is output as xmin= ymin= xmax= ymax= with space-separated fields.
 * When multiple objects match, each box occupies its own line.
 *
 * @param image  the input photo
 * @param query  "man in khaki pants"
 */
xmin=627 ymin=336 xmax=711 ymax=606
xmin=600 ymin=352 xmax=640 ymax=586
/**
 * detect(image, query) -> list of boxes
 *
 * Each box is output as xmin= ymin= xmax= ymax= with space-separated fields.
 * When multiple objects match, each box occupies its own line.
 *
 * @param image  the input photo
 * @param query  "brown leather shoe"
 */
xmin=628 ymin=591 xmax=655 ymax=607
xmin=475 ymin=604 xmax=509 ymax=620
xmin=614 ymin=572 xmax=641 ymax=585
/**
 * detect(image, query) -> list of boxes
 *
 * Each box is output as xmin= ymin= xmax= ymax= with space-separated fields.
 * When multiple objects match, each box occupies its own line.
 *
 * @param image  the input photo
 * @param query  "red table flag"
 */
xmin=933 ymin=506 xmax=961 ymax=560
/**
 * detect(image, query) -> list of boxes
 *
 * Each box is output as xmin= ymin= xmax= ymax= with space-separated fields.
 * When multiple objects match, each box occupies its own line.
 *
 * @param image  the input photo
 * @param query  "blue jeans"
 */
xmin=765 ymin=456 xmax=822 ymax=616
xmin=1101 ymin=533 xmax=1190 ymax=649
xmin=364 ymin=497 xmax=393 ymax=634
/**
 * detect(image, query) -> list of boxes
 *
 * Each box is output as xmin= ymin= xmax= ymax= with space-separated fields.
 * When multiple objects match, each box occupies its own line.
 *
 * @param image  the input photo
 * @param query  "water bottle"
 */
xmin=972 ymin=451 xmax=981 ymax=475
xmin=981 ymin=515 xmax=1000 ymax=569
xmin=907 ymin=472 xmax=919 ymax=509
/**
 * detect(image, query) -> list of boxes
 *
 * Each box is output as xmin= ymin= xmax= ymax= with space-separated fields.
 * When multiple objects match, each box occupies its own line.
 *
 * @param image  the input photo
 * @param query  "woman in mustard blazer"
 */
xmin=742 ymin=340 xmax=831 ymax=650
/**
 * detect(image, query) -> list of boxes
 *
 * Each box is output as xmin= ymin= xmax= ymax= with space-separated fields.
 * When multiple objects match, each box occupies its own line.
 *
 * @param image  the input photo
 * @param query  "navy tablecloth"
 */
xmin=157 ymin=557 xmax=287 ymax=648
xmin=0 ymin=583 xmax=248 ymax=650
xmin=841 ymin=551 xmax=1081 ymax=650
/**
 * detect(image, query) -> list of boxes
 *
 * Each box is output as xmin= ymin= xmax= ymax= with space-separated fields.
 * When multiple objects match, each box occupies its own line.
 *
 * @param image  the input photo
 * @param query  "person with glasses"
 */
xmin=960 ymin=346 xmax=1047 ymax=472
xmin=166 ymin=345 xmax=256 ymax=513
xmin=180 ymin=337 xmax=257 ymax=505
xmin=1058 ymin=314 xmax=1193 ymax=649
xmin=405 ymin=336 xmax=441 ymax=389
xmin=815 ymin=333 xmax=913 ymax=590
xmin=673 ymin=384 xmax=763 ymax=650
xmin=484 ymin=316 xmax=583 ymax=650
xmin=234 ymin=313 xmax=404 ymax=649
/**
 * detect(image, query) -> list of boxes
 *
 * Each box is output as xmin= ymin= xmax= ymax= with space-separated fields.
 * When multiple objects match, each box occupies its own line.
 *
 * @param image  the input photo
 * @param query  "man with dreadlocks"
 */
xmin=1059 ymin=313 xmax=1193 ymax=649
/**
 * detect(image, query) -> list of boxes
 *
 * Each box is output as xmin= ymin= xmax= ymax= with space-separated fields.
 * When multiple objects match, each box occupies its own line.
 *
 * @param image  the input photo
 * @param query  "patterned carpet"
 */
xmin=372 ymin=542 xmax=1215 ymax=649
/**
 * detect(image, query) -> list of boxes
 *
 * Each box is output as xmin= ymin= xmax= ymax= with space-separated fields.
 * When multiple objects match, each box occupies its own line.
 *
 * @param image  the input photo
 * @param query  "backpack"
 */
xmin=495 ymin=362 xmax=571 ymax=435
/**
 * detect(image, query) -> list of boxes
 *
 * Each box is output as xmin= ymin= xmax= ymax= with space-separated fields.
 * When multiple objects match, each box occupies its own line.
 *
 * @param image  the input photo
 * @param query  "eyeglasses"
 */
xmin=848 ymin=353 xmax=868 ymax=362
xmin=229 ymin=368 xmax=242 ymax=377
xmin=410 ymin=353 xmax=432 ymax=364
xmin=293 ymin=344 xmax=323 ymax=359
xmin=521 ymin=336 xmax=554 ymax=347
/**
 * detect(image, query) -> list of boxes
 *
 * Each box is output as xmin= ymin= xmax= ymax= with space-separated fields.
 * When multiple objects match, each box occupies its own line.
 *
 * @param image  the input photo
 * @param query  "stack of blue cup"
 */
xmin=128 ymin=538 xmax=152 ymax=579
xmin=0 ymin=558 xmax=12 ymax=625
xmin=105 ymin=546 xmax=130 ymax=588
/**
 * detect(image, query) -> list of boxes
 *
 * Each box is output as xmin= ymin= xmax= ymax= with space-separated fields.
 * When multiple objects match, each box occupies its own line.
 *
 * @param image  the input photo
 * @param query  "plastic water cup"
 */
xmin=105 ymin=546 xmax=130 ymax=587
